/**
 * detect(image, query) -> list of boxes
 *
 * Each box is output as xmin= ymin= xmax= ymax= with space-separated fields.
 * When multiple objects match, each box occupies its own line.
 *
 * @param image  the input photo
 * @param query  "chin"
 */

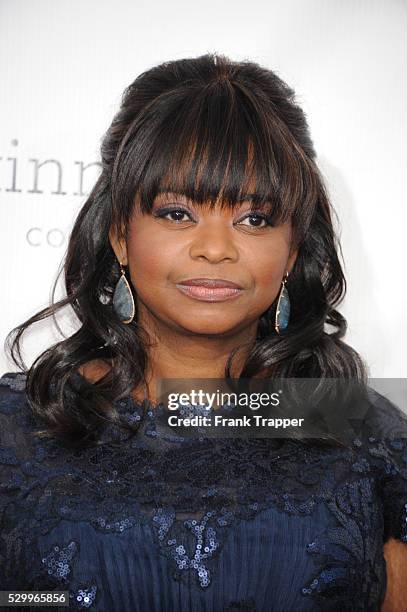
xmin=175 ymin=319 xmax=244 ymax=336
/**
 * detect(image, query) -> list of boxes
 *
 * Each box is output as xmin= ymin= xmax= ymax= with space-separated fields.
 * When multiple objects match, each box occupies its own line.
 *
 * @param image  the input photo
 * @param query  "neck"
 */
xmin=133 ymin=321 xmax=258 ymax=405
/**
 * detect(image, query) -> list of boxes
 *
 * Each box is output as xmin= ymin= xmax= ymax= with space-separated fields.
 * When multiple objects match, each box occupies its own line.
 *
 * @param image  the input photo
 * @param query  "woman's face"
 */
xmin=110 ymin=190 xmax=298 ymax=338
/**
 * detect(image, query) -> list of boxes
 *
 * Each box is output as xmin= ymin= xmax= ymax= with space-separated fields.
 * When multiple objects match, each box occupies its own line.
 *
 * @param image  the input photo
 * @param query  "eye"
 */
xmin=153 ymin=205 xmax=274 ymax=229
xmin=237 ymin=212 xmax=273 ymax=229
xmin=153 ymin=206 xmax=195 ymax=223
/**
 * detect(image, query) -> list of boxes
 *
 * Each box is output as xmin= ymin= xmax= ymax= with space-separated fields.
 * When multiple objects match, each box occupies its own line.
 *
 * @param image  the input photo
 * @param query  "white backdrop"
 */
xmin=1 ymin=0 xmax=406 ymax=377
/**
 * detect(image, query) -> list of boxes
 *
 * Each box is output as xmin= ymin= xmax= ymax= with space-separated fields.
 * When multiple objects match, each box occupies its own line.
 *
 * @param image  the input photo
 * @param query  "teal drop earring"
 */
xmin=112 ymin=261 xmax=136 ymax=324
xmin=275 ymin=271 xmax=290 ymax=334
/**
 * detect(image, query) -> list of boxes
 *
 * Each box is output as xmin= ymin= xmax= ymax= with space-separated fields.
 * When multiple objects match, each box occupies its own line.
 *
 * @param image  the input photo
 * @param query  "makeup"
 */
xmin=175 ymin=283 xmax=244 ymax=302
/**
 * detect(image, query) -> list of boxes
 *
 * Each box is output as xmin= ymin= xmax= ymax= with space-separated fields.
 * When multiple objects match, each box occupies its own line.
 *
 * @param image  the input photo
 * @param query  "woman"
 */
xmin=1 ymin=53 xmax=406 ymax=611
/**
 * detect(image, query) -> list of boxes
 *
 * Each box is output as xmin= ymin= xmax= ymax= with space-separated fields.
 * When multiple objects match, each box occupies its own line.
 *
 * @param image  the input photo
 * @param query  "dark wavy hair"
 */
xmin=5 ymin=52 xmax=368 ymax=449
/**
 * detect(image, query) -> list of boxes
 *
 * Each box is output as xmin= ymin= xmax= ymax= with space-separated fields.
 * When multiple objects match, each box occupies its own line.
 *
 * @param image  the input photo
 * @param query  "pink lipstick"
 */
xmin=175 ymin=278 xmax=244 ymax=302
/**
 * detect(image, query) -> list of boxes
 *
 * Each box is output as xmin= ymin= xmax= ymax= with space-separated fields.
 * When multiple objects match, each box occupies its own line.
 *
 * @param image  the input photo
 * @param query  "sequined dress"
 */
xmin=1 ymin=371 xmax=407 ymax=612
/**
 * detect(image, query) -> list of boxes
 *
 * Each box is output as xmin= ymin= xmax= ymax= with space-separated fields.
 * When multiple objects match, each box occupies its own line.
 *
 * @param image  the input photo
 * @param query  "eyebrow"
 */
xmin=156 ymin=188 xmax=265 ymax=204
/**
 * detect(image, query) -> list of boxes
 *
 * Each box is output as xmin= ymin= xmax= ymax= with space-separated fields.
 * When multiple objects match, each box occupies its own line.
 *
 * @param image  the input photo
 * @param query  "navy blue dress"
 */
xmin=1 ymin=370 xmax=407 ymax=611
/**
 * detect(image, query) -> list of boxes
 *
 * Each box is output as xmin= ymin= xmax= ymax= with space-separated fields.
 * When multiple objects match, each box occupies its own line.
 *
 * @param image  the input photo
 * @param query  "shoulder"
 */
xmin=362 ymin=385 xmax=407 ymax=440
xmin=359 ymin=384 xmax=407 ymax=477
xmin=0 ymin=372 xmax=41 ymax=507
xmin=0 ymin=371 xmax=43 ymax=455
xmin=359 ymin=385 xmax=407 ymax=544
xmin=77 ymin=359 xmax=113 ymax=383
xmin=0 ymin=371 xmax=30 ymax=417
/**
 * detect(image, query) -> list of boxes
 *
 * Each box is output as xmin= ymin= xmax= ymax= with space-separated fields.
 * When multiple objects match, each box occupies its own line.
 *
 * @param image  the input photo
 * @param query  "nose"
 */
xmin=188 ymin=218 xmax=239 ymax=263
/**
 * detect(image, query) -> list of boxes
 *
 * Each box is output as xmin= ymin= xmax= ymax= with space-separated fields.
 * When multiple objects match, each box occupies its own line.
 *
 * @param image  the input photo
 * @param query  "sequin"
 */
xmin=70 ymin=585 xmax=97 ymax=608
xmin=152 ymin=508 xmax=221 ymax=588
xmin=42 ymin=541 xmax=78 ymax=580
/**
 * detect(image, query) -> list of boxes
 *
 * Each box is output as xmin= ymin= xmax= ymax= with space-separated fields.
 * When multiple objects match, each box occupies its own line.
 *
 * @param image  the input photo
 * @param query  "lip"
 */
xmin=176 ymin=278 xmax=244 ymax=289
xmin=175 ymin=283 xmax=244 ymax=302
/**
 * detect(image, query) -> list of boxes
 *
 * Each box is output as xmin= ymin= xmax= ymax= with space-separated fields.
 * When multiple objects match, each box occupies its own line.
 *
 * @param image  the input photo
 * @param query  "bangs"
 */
xmin=112 ymin=77 xmax=318 ymax=243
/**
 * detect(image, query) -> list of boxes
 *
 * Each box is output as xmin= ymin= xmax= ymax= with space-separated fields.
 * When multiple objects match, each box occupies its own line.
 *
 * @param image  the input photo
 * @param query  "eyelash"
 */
xmin=153 ymin=206 xmax=274 ymax=229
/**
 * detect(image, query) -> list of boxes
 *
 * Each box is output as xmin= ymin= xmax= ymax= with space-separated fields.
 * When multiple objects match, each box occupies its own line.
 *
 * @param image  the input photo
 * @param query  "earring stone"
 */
xmin=275 ymin=273 xmax=290 ymax=334
xmin=112 ymin=263 xmax=135 ymax=324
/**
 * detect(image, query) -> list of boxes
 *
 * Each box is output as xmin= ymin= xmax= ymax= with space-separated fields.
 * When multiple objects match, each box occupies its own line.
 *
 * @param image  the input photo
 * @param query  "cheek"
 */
xmin=128 ymin=243 xmax=161 ymax=280
xmin=248 ymin=238 xmax=290 ymax=296
xmin=126 ymin=225 xmax=178 ymax=287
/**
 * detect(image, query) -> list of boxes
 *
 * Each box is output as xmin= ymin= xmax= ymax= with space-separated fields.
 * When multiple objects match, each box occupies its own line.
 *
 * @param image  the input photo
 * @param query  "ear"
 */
xmin=109 ymin=225 xmax=128 ymax=266
xmin=287 ymin=247 xmax=298 ymax=275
